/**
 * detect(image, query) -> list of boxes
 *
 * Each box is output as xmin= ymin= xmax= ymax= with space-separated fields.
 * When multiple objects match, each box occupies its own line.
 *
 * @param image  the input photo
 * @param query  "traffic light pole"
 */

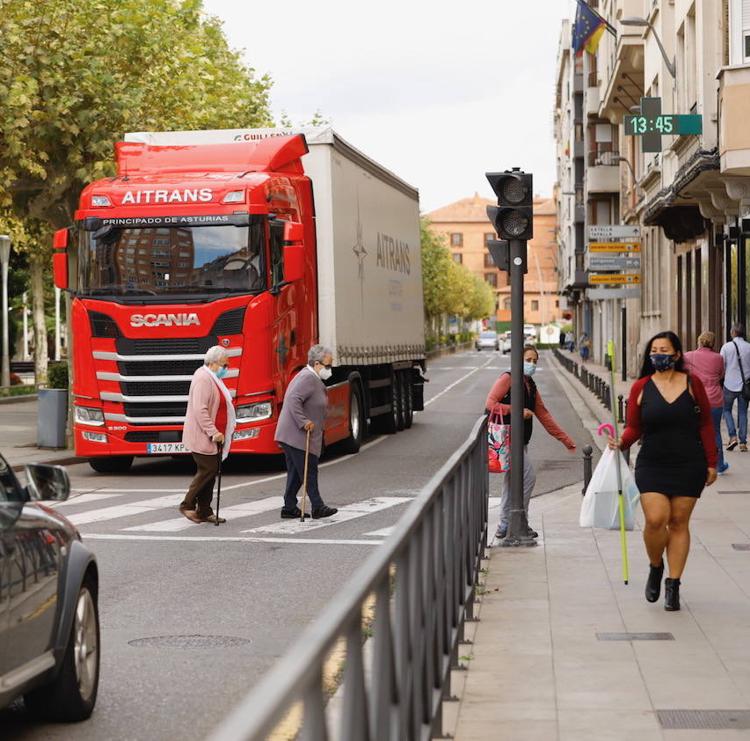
xmin=500 ymin=238 xmax=536 ymax=548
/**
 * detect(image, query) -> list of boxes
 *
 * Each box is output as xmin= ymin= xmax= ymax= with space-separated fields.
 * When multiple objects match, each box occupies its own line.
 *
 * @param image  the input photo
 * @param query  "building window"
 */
xmin=484 ymin=253 xmax=495 ymax=268
xmin=450 ymin=233 xmax=463 ymax=247
xmin=531 ymin=300 xmax=539 ymax=311
xmin=452 ymin=253 xmax=462 ymax=264
xmin=555 ymin=300 xmax=559 ymax=308
xmin=484 ymin=273 xmax=497 ymax=287
xmin=484 ymin=233 xmax=494 ymax=247
xmin=503 ymin=297 xmax=512 ymax=310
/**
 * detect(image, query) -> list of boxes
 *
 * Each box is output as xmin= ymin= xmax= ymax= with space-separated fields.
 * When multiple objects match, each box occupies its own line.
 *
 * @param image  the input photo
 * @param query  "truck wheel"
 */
xmin=373 ymin=373 xmax=401 ymax=435
xmin=340 ymin=382 xmax=364 ymax=454
xmin=402 ymin=372 xmax=414 ymax=429
xmin=88 ymin=456 xmax=133 ymax=474
xmin=25 ymin=579 xmax=100 ymax=721
xmin=396 ymin=372 xmax=407 ymax=431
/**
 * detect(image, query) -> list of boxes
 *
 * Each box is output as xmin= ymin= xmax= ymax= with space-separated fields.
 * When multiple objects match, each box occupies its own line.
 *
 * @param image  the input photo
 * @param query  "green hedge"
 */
xmin=47 ymin=363 xmax=69 ymax=390
xmin=0 ymin=384 xmax=37 ymax=397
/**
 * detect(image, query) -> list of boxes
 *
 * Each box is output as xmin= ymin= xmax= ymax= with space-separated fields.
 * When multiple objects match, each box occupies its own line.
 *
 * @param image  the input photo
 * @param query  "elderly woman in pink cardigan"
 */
xmin=179 ymin=346 xmax=236 ymax=523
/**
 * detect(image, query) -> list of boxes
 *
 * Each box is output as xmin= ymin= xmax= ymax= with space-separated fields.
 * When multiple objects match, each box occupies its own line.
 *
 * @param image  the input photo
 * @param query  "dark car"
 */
xmin=0 ymin=454 xmax=99 ymax=721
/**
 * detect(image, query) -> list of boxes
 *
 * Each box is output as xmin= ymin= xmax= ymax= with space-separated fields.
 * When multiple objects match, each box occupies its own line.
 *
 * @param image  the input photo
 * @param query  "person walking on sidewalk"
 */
xmin=274 ymin=345 xmax=338 ymax=520
xmin=610 ymin=331 xmax=717 ymax=611
xmin=179 ymin=346 xmax=235 ymax=524
xmin=684 ymin=331 xmax=729 ymax=474
xmin=485 ymin=345 xmax=577 ymax=540
xmin=579 ymin=333 xmax=591 ymax=363
xmin=720 ymin=323 xmax=750 ymax=453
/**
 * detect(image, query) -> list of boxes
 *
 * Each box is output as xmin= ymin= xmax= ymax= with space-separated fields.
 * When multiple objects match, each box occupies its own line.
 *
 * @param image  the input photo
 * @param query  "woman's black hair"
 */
xmin=639 ymin=330 xmax=685 ymax=378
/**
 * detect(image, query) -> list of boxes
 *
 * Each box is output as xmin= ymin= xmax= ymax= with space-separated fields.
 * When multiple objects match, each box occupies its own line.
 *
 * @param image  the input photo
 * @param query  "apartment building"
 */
xmin=556 ymin=0 xmax=750 ymax=375
xmin=425 ymin=194 xmax=561 ymax=327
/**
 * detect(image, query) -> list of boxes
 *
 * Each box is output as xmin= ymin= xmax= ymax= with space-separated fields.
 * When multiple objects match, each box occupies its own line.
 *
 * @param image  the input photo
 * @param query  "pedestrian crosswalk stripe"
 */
xmin=52 ymin=493 xmax=123 ymax=508
xmin=242 ymin=497 xmax=411 ymax=535
xmin=83 ymin=534 xmax=384 ymax=546
xmin=69 ymin=494 xmax=180 ymax=526
xmin=363 ymin=526 xmax=394 ymax=537
xmin=123 ymin=496 xmax=281 ymax=532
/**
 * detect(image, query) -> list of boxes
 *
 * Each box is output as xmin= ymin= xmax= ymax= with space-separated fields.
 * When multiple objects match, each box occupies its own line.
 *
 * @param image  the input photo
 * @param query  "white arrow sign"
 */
xmin=588 ymin=225 xmax=641 ymax=241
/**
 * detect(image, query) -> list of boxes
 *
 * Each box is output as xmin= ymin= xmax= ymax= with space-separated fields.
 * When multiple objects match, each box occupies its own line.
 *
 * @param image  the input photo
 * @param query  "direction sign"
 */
xmin=589 ymin=273 xmax=640 ymax=285
xmin=589 ymin=242 xmax=641 ymax=253
xmin=588 ymin=255 xmax=641 ymax=271
xmin=587 ymin=287 xmax=642 ymax=300
xmin=587 ymin=225 xmax=640 ymax=241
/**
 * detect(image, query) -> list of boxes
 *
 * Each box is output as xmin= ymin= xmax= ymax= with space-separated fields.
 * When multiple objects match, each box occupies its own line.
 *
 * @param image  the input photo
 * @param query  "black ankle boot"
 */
xmin=645 ymin=560 xmax=664 ymax=603
xmin=664 ymin=578 xmax=681 ymax=611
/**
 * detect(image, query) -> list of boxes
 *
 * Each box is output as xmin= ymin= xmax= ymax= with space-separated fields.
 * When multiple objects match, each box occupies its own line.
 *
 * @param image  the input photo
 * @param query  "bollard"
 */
xmin=582 ymin=444 xmax=593 ymax=496
xmin=617 ymin=394 xmax=624 ymax=424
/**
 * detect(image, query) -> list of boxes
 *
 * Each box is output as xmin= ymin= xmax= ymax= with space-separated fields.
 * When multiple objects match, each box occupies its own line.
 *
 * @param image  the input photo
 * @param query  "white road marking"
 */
xmin=242 ymin=496 xmax=411 ymax=535
xmin=124 ymin=496 xmax=281 ymax=532
xmin=424 ymin=356 xmax=496 ymax=407
xmin=50 ymin=493 xmax=123 ymax=508
xmin=364 ymin=526 xmax=394 ymax=537
xmin=82 ymin=534 xmax=384 ymax=546
xmin=69 ymin=494 xmax=182 ymax=526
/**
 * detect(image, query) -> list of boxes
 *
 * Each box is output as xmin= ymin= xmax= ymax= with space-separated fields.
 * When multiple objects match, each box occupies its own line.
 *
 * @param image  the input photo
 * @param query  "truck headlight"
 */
xmin=82 ymin=431 xmax=107 ymax=443
xmin=236 ymin=401 xmax=273 ymax=422
xmin=75 ymin=406 xmax=105 ymax=426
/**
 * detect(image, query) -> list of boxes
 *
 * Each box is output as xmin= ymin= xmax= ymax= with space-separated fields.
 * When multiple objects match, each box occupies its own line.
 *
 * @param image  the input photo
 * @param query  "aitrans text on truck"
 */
xmin=53 ymin=128 xmax=426 ymax=473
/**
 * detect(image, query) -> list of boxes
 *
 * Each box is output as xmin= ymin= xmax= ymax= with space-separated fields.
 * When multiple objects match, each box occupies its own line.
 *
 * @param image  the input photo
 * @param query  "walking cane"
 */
xmin=299 ymin=428 xmax=312 ymax=523
xmin=215 ymin=441 xmax=224 ymax=527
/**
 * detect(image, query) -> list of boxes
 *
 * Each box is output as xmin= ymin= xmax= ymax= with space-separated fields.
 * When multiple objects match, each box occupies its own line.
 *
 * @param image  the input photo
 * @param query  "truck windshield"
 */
xmin=76 ymin=221 xmax=266 ymax=297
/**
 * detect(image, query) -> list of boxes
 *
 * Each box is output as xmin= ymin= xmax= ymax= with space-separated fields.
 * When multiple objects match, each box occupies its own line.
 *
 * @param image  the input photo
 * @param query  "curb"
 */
xmin=0 ymin=393 xmax=38 ymax=405
xmin=11 ymin=455 xmax=84 ymax=473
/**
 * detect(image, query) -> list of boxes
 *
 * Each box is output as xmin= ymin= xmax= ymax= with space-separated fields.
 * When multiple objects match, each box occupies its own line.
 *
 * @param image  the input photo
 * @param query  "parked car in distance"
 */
xmin=523 ymin=324 xmax=537 ymax=344
xmin=475 ymin=330 xmax=499 ymax=351
xmin=0 ymin=455 xmax=100 ymax=722
xmin=499 ymin=332 xmax=511 ymax=355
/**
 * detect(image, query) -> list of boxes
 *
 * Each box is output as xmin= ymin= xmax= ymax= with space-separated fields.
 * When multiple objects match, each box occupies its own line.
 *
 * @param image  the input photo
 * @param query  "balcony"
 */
xmin=586 ymin=86 xmax=601 ymax=117
xmin=586 ymin=165 xmax=620 ymax=194
xmin=718 ymin=64 xmax=750 ymax=176
xmin=598 ymin=22 xmax=645 ymax=122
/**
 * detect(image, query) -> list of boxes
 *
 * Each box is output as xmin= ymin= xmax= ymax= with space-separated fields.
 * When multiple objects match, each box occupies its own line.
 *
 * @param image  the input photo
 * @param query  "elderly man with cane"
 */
xmin=275 ymin=345 xmax=338 ymax=520
xmin=179 ymin=345 xmax=236 ymax=524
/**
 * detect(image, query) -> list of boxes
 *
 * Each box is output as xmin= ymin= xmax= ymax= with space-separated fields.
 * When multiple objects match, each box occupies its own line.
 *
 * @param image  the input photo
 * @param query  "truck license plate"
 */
xmin=146 ymin=443 xmax=186 ymax=454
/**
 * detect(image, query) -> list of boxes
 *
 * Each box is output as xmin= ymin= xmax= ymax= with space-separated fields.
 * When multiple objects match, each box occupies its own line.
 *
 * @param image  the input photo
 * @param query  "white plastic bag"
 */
xmin=580 ymin=448 xmax=641 ymax=530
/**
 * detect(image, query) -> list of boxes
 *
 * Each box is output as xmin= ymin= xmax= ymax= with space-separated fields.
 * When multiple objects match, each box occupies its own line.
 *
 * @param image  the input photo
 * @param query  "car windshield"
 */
xmin=480 ymin=332 xmax=497 ymax=339
xmin=75 ymin=218 xmax=266 ymax=297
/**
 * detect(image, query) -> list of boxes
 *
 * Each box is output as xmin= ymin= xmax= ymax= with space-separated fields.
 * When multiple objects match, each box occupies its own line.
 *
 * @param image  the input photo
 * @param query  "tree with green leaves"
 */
xmin=0 ymin=0 xmax=273 ymax=382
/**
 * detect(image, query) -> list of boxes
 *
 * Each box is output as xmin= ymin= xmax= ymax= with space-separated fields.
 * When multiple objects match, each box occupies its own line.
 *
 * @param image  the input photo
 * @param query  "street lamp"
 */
xmin=0 ymin=234 xmax=11 ymax=388
xmin=621 ymin=16 xmax=676 ymax=79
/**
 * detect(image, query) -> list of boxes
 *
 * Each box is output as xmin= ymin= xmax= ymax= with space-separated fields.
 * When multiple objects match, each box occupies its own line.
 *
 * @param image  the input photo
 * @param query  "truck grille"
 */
xmin=125 ymin=431 xmax=183 ymax=443
xmin=212 ymin=308 xmax=245 ymax=335
xmin=116 ymin=336 xmax=215 ymax=355
xmin=124 ymin=402 xmax=187 ymax=418
xmin=118 ymin=359 xmax=203 ymax=376
xmin=121 ymin=381 xmax=192 ymax=396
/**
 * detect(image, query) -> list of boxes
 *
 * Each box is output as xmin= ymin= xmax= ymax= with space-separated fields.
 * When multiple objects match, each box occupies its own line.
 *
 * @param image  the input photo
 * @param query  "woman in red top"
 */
xmin=610 ymin=331 xmax=717 ymax=611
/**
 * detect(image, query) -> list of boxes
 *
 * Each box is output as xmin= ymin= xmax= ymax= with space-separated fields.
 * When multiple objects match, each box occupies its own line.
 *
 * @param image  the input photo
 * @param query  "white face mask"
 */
xmin=318 ymin=366 xmax=332 ymax=381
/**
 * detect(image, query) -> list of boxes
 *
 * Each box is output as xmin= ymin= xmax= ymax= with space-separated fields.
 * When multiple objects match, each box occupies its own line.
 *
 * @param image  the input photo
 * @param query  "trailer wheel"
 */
xmin=340 ymin=381 xmax=364 ymax=454
xmin=88 ymin=456 xmax=133 ymax=474
xmin=402 ymin=371 xmax=414 ymax=429
xmin=373 ymin=372 xmax=401 ymax=435
xmin=396 ymin=372 xmax=406 ymax=431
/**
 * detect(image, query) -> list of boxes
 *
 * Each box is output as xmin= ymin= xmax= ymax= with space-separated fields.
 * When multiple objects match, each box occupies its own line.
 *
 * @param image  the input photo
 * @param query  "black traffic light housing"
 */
xmin=486 ymin=169 xmax=533 ymax=242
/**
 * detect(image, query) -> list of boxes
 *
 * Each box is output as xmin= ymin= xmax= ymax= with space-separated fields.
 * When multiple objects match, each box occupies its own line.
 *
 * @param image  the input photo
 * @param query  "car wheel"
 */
xmin=25 ymin=580 xmax=100 ymax=721
xmin=88 ymin=455 xmax=133 ymax=474
xmin=340 ymin=381 xmax=364 ymax=454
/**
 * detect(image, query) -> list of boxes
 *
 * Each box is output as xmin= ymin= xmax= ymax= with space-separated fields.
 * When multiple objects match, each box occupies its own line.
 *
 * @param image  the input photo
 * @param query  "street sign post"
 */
xmin=587 ymin=225 xmax=640 ymax=241
xmin=588 ymin=255 xmax=641 ymax=271
xmin=589 ymin=274 xmax=640 ymax=285
xmin=587 ymin=287 xmax=642 ymax=299
xmin=589 ymin=242 xmax=641 ymax=253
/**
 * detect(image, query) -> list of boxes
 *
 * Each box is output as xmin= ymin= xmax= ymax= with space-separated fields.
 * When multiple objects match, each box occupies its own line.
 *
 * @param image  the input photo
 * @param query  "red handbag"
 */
xmin=487 ymin=408 xmax=511 ymax=474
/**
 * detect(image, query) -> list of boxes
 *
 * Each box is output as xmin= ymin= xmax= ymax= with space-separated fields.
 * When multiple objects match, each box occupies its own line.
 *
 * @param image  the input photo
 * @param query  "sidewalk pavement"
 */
xmin=448 ymin=351 xmax=750 ymax=740
xmin=0 ymin=398 xmax=80 ymax=470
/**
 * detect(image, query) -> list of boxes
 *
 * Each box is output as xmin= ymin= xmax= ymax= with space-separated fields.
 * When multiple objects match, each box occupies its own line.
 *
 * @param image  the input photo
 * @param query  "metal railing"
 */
xmin=209 ymin=416 xmax=489 ymax=741
xmin=552 ymin=348 xmax=620 ymax=414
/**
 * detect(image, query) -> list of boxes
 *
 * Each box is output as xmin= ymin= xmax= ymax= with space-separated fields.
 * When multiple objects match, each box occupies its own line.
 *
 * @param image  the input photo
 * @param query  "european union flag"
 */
xmin=572 ymin=0 xmax=607 ymax=56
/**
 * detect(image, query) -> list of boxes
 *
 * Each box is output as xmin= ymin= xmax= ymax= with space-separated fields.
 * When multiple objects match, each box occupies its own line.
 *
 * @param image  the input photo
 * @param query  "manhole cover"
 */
xmin=732 ymin=544 xmax=750 ymax=551
xmin=129 ymin=634 xmax=251 ymax=649
xmin=657 ymin=710 xmax=750 ymax=730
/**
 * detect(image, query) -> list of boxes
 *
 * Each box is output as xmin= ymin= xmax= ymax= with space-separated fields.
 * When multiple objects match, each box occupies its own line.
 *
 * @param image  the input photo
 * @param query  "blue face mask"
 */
xmin=215 ymin=366 xmax=228 ymax=380
xmin=523 ymin=362 xmax=537 ymax=377
xmin=650 ymin=353 xmax=676 ymax=372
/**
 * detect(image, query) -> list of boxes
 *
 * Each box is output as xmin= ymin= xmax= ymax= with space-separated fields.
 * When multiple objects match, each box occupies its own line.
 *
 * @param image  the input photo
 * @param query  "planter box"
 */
xmin=37 ymin=388 xmax=68 ymax=449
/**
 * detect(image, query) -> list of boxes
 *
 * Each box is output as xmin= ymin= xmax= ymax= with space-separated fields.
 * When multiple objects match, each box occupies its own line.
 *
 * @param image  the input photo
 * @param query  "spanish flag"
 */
xmin=572 ymin=0 xmax=608 ymax=56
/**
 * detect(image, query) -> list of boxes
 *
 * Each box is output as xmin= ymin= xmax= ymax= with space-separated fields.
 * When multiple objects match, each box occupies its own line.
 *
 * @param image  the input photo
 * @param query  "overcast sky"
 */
xmin=203 ymin=0 xmax=575 ymax=213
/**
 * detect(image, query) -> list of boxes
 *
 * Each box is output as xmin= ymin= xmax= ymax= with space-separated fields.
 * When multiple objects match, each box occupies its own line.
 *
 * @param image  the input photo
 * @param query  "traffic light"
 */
xmin=486 ymin=169 xmax=533 ymax=241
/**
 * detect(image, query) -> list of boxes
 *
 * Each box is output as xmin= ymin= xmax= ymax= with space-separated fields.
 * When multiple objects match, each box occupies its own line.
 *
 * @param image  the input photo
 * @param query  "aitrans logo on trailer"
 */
xmin=130 ymin=313 xmax=201 ymax=328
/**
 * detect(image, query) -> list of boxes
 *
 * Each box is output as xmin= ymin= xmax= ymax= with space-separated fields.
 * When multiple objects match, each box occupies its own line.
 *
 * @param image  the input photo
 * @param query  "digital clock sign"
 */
xmin=624 ymin=114 xmax=702 ymax=137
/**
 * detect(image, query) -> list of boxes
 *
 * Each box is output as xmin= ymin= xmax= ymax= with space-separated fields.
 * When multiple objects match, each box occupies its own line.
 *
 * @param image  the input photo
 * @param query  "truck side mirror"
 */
xmin=282 ymin=221 xmax=304 ymax=283
xmin=53 ymin=228 xmax=69 ymax=290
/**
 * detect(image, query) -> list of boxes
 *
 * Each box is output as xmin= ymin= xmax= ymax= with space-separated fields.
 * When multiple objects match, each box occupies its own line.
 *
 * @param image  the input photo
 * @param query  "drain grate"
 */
xmin=657 ymin=710 xmax=750 ymax=730
xmin=717 ymin=490 xmax=750 ymax=495
xmin=732 ymin=544 xmax=750 ymax=551
xmin=129 ymin=634 xmax=251 ymax=649
xmin=597 ymin=632 xmax=674 ymax=641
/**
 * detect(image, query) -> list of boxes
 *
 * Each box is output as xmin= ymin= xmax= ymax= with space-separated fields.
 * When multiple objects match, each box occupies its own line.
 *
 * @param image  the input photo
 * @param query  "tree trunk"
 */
xmin=30 ymin=256 xmax=48 ymax=385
